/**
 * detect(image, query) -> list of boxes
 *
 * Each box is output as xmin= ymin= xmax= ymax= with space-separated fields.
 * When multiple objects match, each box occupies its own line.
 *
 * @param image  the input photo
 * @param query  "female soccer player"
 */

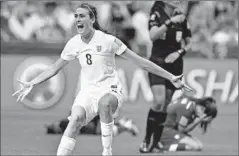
xmin=160 ymin=96 xmax=217 ymax=152
xmin=12 ymin=3 xmax=192 ymax=156
xmin=140 ymin=1 xmax=192 ymax=153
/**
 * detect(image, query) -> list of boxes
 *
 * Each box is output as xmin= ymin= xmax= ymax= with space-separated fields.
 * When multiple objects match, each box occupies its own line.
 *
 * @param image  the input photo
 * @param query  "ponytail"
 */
xmin=93 ymin=18 xmax=105 ymax=32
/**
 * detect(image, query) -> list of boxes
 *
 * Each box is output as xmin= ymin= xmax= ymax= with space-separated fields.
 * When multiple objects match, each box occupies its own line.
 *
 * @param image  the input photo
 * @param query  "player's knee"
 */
xmin=99 ymin=93 xmax=118 ymax=113
xmin=151 ymin=86 xmax=166 ymax=105
xmin=180 ymin=137 xmax=203 ymax=151
xmin=69 ymin=115 xmax=85 ymax=129
xmin=154 ymin=93 xmax=165 ymax=103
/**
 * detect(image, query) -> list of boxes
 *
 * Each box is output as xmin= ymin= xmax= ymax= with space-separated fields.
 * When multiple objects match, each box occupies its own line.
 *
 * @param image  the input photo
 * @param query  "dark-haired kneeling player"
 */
xmin=157 ymin=96 xmax=217 ymax=152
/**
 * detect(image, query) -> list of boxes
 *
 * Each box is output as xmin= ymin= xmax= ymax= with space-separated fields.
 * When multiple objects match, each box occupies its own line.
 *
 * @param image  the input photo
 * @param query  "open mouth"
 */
xmin=77 ymin=23 xmax=84 ymax=30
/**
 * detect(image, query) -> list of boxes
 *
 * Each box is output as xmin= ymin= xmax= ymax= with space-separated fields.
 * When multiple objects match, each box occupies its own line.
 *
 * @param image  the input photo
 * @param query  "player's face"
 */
xmin=195 ymin=105 xmax=206 ymax=117
xmin=74 ymin=7 xmax=94 ymax=35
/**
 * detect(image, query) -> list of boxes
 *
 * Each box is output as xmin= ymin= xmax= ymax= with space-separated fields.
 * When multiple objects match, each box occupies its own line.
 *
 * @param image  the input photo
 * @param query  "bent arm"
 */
xmin=120 ymin=48 xmax=174 ymax=81
xmin=183 ymin=37 xmax=191 ymax=52
xmin=149 ymin=25 xmax=168 ymax=41
xmin=178 ymin=117 xmax=202 ymax=133
xmin=30 ymin=58 xmax=69 ymax=86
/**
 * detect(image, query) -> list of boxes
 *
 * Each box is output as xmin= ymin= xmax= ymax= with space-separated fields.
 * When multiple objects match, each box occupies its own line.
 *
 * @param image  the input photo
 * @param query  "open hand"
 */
xmin=164 ymin=52 xmax=180 ymax=63
xmin=12 ymin=79 xmax=34 ymax=102
xmin=171 ymin=74 xmax=193 ymax=92
xmin=170 ymin=14 xmax=185 ymax=24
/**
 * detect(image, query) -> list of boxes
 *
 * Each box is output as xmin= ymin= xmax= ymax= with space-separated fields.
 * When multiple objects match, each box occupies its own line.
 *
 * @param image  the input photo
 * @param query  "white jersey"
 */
xmin=61 ymin=30 xmax=127 ymax=90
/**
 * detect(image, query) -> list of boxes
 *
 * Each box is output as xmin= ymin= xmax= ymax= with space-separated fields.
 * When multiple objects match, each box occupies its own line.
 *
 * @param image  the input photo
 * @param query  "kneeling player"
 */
xmin=159 ymin=96 xmax=217 ymax=152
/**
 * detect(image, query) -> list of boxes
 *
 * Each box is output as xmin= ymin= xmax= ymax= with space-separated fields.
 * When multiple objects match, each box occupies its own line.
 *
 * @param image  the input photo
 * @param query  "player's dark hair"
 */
xmin=77 ymin=3 xmax=105 ymax=32
xmin=186 ymin=96 xmax=217 ymax=117
xmin=150 ymin=1 xmax=165 ymax=15
xmin=197 ymin=97 xmax=217 ymax=118
xmin=199 ymin=97 xmax=217 ymax=133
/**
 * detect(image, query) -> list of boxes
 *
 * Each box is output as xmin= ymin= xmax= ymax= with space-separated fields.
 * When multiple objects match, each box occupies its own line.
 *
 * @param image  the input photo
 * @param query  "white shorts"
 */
xmin=69 ymin=85 xmax=123 ymax=125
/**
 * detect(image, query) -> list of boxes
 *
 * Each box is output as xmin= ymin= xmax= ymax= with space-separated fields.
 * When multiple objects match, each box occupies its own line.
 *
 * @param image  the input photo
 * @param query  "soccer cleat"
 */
xmin=139 ymin=141 xmax=150 ymax=153
xmin=102 ymin=149 xmax=112 ymax=156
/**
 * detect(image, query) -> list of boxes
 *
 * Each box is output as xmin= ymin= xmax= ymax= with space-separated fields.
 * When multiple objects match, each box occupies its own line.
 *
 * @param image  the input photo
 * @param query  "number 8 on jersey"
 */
xmin=86 ymin=53 xmax=92 ymax=65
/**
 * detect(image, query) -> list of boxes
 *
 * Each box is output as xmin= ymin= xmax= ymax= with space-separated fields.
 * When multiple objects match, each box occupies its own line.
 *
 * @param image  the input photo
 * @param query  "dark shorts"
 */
xmin=148 ymin=57 xmax=183 ymax=90
xmin=160 ymin=127 xmax=191 ymax=151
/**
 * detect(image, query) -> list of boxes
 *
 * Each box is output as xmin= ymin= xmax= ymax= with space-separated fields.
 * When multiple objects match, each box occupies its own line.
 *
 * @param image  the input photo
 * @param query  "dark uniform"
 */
xmin=161 ymin=97 xmax=196 ymax=150
xmin=139 ymin=3 xmax=192 ymax=153
xmin=148 ymin=6 xmax=191 ymax=89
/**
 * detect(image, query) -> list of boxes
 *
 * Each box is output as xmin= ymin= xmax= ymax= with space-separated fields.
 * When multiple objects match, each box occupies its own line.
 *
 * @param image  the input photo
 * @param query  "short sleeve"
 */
xmin=61 ymin=37 xmax=78 ymax=61
xmin=177 ymin=116 xmax=189 ymax=127
xmin=182 ymin=19 xmax=192 ymax=39
xmin=176 ymin=101 xmax=194 ymax=127
xmin=110 ymin=36 xmax=127 ymax=55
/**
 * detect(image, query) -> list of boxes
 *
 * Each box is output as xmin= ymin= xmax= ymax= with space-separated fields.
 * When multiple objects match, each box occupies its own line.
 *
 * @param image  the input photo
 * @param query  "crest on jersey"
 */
xmin=96 ymin=45 xmax=102 ymax=52
xmin=150 ymin=14 xmax=156 ymax=20
xmin=176 ymin=31 xmax=182 ymax=42
xmin=187 ymin=22 xmax=191 ymax=29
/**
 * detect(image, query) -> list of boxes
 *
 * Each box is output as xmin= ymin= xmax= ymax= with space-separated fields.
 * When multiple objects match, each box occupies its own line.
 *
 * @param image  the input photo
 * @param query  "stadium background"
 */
xmin=1 ymin=1 xmax=238 ymax=155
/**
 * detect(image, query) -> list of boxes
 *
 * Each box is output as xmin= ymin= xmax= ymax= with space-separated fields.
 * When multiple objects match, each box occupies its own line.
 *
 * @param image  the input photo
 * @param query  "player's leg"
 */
xmin=160 ymin=127 xmax=201 ymax=152
xmin=98 ymin=93 xmax=118 ymax=155
xmin=57 ymin=105 xmax=86 ymax=155
xmin=151 ymin=59 xmax=184 ymax=151
xmin=190 ymin=136 xmax=203 ymax=150
xmin=140 ymin=83 xmax=166 ymax=153
xmin=178 ymin=136 xmax=203 ymax=151
xmin=150 ymin=85 xmax=175 ymax=150
xmin=140 ymin=61 xmax=169 ymax=153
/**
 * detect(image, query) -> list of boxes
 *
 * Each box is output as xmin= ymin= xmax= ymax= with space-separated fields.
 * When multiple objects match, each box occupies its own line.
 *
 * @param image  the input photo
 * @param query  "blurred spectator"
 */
xmin=1 ymin=1 xmax=18 ymax=41
xmin=109 ymin=2 xmax=135 ymax=49
xmin=127 ymin=1 xmax=152 ymax=57
xmin=7 ymin=1 xmax=45 ymax=41
xmin=35 ymin=2 xmax=65 ymax=42
xmin=1 ymin=1 xmax=238 ymax=59
xmin=52 ymin=2 xmax=75 ymax=38
xmin=187 ymin=1 xmax=238 ymax=59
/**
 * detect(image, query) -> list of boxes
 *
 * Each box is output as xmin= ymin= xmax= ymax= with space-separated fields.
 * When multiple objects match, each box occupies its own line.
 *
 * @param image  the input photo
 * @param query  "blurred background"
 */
xmin=1 ymin=1 xmax=238 ymax=155
xmin=1 ymin=1 xmax=238 ymax=58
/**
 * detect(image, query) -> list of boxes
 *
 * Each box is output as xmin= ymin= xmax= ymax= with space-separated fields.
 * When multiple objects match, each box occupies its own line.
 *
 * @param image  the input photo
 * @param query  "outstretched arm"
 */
xmin=121 ymin=48 xmax=174 ymax=81
xmin=13 ymin=35 xmax=78 ymax=102
xmin=120 ymin=48 xmax=192 ymax=91
xmin=30 ymin=58 xmax=69 ymax=86
xmin=12 ymin=58 xmax=69 ymax=102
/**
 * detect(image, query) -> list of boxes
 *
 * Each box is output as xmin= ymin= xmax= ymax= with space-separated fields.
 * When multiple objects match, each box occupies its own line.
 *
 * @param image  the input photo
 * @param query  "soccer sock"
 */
xmin=101 ymin=121 xmax=114 ymax=154
xmin=57 ymin=135 xmax=76 ymax=156
xmin=152 ymin=112 xmax=167 ymax=145
xmin=144 ymin=109 xmax=158 ymax=144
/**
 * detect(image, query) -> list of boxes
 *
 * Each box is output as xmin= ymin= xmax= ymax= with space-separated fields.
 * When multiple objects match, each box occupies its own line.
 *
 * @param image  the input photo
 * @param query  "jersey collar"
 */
xmin=80 ymin=30 xmax=97 ymax=45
